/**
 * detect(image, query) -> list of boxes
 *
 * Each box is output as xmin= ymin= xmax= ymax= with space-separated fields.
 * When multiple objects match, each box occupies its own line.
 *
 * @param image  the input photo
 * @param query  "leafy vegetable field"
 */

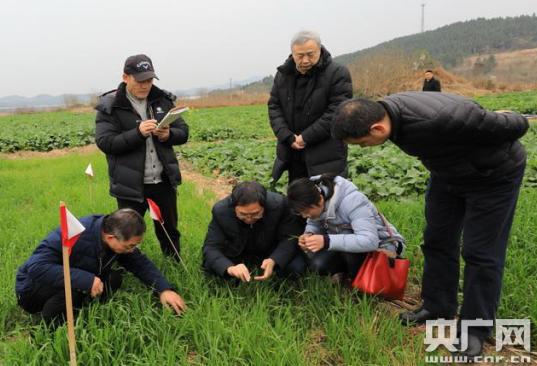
xmin=180 ymin=125 xmax=537 ymax=200
xmin=0 ymin=111 xmax=94 ymax=152
xmin=475 ymin=90 xmax=537 ymax=114
xmin=0 ymin=105 xmax=273 ymax=152
xmin=0 ymin=90 xmax=535 ymax=152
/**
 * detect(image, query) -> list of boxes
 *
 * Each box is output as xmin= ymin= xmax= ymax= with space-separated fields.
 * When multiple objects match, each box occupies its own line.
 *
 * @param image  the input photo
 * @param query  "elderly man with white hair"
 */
xmin=268 ymin=30 xmax=353 ymax=185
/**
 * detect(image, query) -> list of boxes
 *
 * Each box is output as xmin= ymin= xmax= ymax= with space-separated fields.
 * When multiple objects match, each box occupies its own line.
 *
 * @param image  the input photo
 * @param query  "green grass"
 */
xmin=1 ymin=94 xmax=536 ymax=364
xmin=0 ymin=150 xmax=535 ymax=365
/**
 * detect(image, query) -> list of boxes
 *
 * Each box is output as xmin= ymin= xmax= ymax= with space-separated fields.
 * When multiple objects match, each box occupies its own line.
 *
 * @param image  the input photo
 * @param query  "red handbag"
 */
xmin=351 ymin=213 xmax=410 ymax=300
xmin=351 ymin=250 xmax=410 ymax=300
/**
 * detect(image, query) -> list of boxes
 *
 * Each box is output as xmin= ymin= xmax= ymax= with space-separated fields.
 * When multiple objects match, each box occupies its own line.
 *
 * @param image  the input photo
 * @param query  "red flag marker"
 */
xmin=147 ymin=198 xmax=164 ymax=224
xmin=60 ymin=203 xmax=86 ymax=253
xmin=146 ymin=199 xmax=188 ymax=273
xmin=59 ymin=202 xmax=84 ymax=366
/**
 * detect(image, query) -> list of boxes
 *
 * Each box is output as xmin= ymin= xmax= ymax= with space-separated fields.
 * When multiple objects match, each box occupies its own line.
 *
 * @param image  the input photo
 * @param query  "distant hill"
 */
xmin=174 ymin=75 xmax=266 ymax=97
xmin=0 ymin=93 xmax=94 ymax=111
xmin=5 ymin=15 xmax=536 ymax=109
xmin=335 ymin=15 xmax=537 ymax=68
xmin=451 ymin=47 xmax=537 ymax=85
xmin=0 ymin=75 xmax=266 ymax=110
xmin=228 ymin=15 xmax=537 ymax=98
xmin=337 ymin=15 xmax=537 ymax=96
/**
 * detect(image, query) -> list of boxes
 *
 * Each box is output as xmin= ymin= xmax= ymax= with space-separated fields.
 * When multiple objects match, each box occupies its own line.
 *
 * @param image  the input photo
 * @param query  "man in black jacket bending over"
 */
xmin=269 ymin=30 xmax=352 ymax=184
xmin=332 ymin=92 xmax=529 ymax=359
xmin=95 ymin=54 xmax=188 ymax=260
xmin=202 ymin=181 xmax=305 ymax=282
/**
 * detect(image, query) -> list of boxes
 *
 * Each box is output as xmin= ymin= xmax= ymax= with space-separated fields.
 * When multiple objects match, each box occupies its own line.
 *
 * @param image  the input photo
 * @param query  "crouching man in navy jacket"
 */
xmin=15 ymin=208 xmax=187 ymax=326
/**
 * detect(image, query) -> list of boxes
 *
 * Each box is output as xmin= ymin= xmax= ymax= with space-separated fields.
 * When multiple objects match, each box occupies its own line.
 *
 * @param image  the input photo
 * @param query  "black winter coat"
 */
xmin=422 ymin=78 xmax=441 ymax=92
xmin=202 ymin=192 xmax=303 ymax=276
xmin=268 ymin=46 xmax=352 ymax=182
xmin=16 ymin=215 xmax=173 ymax=296
xmin=381 ymin=92 xmax=529 ymax=184
xmin=95 ymin=83 xmax=189 ymax=202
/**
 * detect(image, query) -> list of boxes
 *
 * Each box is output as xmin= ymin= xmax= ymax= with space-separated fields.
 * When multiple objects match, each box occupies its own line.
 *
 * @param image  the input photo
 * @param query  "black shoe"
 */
xmin=399 ymin=306 xmax=452 ymax=326
xmin=453 ymin=334 xmax=484 ymax=361
xmin=329 ymin=272 xmax=346 ymax=285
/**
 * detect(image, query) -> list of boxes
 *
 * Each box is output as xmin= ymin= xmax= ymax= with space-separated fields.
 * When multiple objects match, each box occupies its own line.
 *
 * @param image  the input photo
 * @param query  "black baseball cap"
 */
xmin=123 ymin=54 xmax=159 ymax=81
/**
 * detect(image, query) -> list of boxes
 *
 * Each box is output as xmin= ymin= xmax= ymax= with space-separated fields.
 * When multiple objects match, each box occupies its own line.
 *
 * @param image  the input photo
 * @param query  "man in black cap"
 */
xmin=95 ymin=54 xmax=189 ymax=260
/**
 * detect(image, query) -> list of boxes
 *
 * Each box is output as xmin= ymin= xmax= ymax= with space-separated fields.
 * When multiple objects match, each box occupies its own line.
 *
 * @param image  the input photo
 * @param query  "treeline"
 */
xmin=336 ymin=15 xmax=537 ymax=68
xmin=346 ymin=50 xmax=432 ymax=97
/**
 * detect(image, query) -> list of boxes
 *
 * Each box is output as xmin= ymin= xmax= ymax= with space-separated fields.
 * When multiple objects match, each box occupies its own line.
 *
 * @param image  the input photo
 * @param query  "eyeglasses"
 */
xmin=120 ymin=237 xmax=142 ymax=251
xmin=235 ymin=208 xmax=264 ymax=220
xmin=124 ymin=241 xmax=141 ymax=250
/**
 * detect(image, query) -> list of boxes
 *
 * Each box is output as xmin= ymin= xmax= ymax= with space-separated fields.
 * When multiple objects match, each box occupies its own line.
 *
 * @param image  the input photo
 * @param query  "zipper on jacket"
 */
xmin=100 ymin=255 xmax=117 ymax=275
xmin=98 ymin=253 xmax=117 ymax=276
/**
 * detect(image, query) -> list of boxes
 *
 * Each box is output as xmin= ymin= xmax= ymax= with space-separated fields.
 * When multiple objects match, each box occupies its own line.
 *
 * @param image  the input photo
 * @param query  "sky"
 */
xmin=1 ymin=0 xmax=535 ymax=98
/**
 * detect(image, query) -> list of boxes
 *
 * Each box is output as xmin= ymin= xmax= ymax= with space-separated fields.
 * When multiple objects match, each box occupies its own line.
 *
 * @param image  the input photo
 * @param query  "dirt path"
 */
xmin=0 ymin=144 xmax=233 ymax=201
xmin=0 ymin=144 xmax=100 ymax=159
xmin=180 ymin=160 xmax=233 ymax=201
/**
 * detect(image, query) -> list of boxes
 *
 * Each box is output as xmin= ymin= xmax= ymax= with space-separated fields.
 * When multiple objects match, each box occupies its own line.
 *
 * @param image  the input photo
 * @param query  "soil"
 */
xmin=0 ymin=144 xmax=233 ymax=201
xmin=0 ymin=144 xmax=100 ymax=159
xmin=180 ymin=160 xmax=233 ymax=201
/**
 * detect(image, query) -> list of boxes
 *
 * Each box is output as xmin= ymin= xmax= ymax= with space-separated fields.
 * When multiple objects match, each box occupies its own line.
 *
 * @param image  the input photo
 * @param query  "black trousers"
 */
xmin=17 ymin=271 xmax=122 ymax=326
xmin=307 ymin=250 xmax=368 ymax=279
xmin=288 ymin=152 xmax=308 ymax=184
xmin=117 ymin=182 xmax=180 ymax=258
xmin=421 ymin=164 xmax=525 ymax=339
xmin=274 ymin=253 xmax=308 ymax=278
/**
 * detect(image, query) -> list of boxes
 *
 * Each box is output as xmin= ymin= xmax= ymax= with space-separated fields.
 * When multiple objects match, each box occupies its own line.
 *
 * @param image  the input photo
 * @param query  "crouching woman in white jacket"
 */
xmin=287 ymin=174 xmax=406 ymax=280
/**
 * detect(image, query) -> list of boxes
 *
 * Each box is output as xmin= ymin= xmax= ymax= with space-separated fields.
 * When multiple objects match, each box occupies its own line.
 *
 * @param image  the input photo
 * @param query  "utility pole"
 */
xmin=421 ymin=3 xmax=426 ymax=33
